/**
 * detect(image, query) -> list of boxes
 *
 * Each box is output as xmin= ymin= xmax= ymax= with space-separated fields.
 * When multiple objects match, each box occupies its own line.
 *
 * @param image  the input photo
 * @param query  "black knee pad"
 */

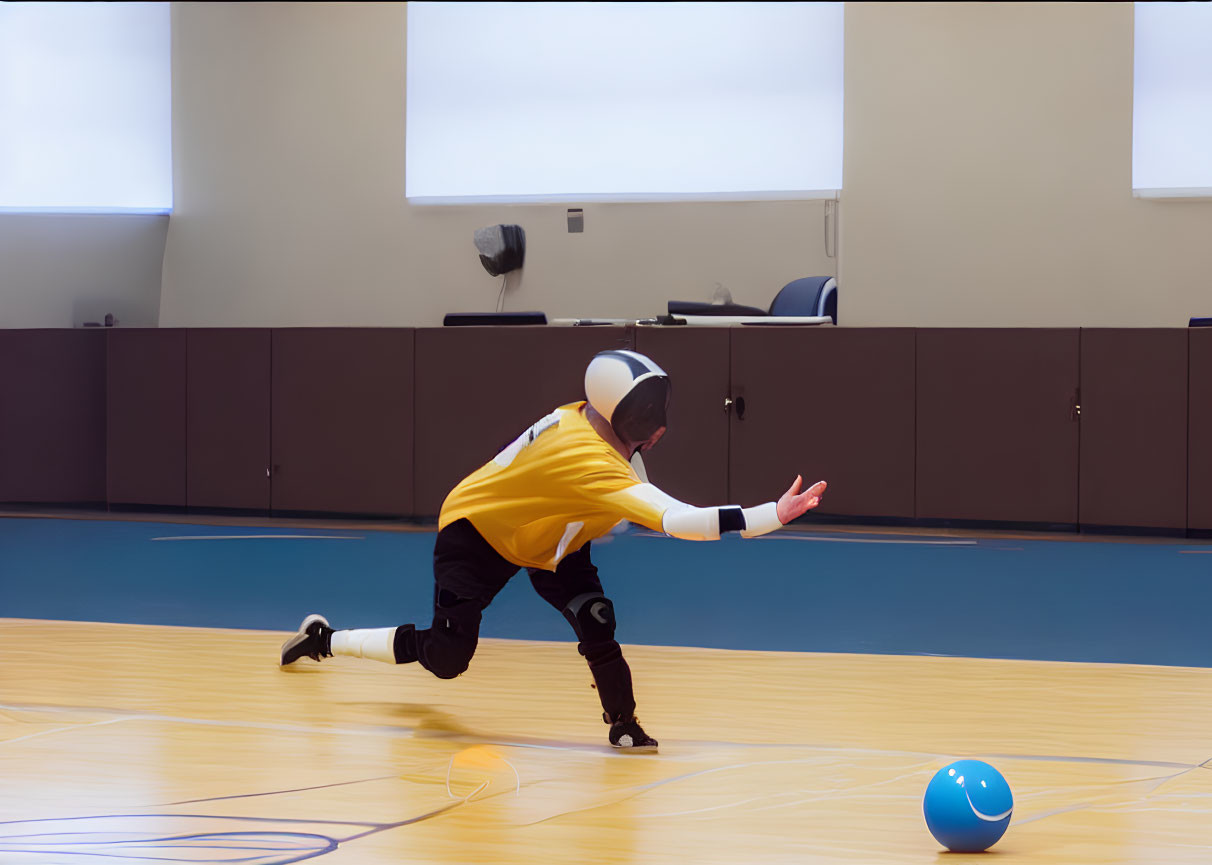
xmin=428 ymin=654 xmax=471 ymax=680
xmin=562 ymin=593 xmax=616 ymax=644
xmin=393 ymin=623 xmax=418 ymax=664
xmin=425 ymin=623 xmax=475 ymax=679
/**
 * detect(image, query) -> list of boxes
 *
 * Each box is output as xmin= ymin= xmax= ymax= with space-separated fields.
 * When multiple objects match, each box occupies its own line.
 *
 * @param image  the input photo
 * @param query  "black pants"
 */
xmin=393 ymin=518 xmax=636 ymax=724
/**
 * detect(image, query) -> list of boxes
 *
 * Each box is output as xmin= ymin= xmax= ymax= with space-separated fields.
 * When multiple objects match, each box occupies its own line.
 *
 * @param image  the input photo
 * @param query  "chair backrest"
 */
xmin=768 ymin=277 xmax=837 ymax=323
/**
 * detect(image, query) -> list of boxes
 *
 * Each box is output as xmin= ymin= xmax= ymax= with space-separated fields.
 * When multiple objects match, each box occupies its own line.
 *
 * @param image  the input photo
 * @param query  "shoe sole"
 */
xmin=279 ymin=613 xmax=330 ymax=666
xmin=611 ymin=743 xmax=659 ymax=753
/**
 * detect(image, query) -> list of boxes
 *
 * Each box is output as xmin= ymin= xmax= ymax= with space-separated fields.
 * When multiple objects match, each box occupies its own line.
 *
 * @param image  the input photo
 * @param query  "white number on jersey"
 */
xmin=492 ymin=409 xmax=563 ymax=468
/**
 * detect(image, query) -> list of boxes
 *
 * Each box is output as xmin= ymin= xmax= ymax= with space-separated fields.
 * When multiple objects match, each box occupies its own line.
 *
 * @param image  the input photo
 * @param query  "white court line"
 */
xmin=150 ymin=534 xmax=364 ymax=541
xmin=635 ymin=530 xmax=975 ymax=546
xmin=758 ymin=534 xmax=977 ymax=546
xmin=0 ymin=702 xmax=951 ymax=761
xmin=0 ymin=718 xmax=128 ymax=747
xmin=0 ymin=703 xmax=413 ymax=741
xmin=0 ymin=703 xmax=590 ymax=753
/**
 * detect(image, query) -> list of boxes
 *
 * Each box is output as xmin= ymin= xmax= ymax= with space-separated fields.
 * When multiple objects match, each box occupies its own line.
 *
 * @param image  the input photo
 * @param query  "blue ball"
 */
xmin=923 ymin=760 xmax=1013 ymax=852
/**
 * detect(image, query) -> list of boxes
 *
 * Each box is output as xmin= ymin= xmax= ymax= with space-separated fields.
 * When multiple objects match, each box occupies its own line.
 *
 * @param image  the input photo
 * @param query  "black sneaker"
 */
xmin=609 ymin=717 xmax=658 ymax=751
xmin=280 ymin=614 xmax=333 ymax=666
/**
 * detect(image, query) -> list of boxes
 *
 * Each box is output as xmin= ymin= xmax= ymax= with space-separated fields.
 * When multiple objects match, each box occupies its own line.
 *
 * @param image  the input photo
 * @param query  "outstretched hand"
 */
xmin=776 ymin=476 xmax=827 ymax=525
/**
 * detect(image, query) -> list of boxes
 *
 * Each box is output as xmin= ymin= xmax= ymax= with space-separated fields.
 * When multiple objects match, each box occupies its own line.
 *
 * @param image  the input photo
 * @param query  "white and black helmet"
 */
xmin=584 ymin=350 xmax=671 ymax=449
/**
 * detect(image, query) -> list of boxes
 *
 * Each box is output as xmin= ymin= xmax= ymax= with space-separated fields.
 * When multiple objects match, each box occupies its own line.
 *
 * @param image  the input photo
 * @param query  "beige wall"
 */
xmin=841 ymin=2 xmax=1212 ymax=328
xmin=0 ymin=214 xmax=167 ymax=329
xmin=159 ymin=2 xmax=1212 ymax=329
xmin=159 ymin=2 xmax=835 ymax=328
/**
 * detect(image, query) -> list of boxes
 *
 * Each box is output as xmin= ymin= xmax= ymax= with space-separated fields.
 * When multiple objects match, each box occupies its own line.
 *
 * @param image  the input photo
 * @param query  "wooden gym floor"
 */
xmin=3 ymin=515 xmax=1212 ymax=862
xmin=4 ymin=618 xmax=1212 ymax=863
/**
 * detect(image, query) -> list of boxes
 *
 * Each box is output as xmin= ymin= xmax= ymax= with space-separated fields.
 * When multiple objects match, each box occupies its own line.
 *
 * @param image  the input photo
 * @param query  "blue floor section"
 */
xmin=2 ymin=517 xmax=1211 ymax=666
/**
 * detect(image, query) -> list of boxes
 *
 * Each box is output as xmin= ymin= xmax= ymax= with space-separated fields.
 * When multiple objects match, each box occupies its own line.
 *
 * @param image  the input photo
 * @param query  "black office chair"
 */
xmin=667 ymin=277 xmax=838 ymax=325
xmin=768 ymin=277 xmax=837 ymax=324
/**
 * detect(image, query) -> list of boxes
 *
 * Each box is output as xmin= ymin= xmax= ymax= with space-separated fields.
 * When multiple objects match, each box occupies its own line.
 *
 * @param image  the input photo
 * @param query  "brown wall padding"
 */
xmin=916 ymin=329 xmax=1080 ymax=523
xmin=271 ymin=329 xmax=414 ymax=516
xmin=8 ymin=325 xmax=1208 ymax=529
xmin=413 ymin=327 xmax=631 ymax=517
xmin=0 ymin=329 xmax=106 ymax=503
xmin=107 ymin=329 xmax=188 ymax=506
xmin=1080 ymin=329 xmax=1188 ymax=529
xmin=187 ymin=329 xmax=271 ymax=510
xmin=633 ymin=328 xmax=729 ymax=506
xmin=728 ymin=328 xmax=916 ymax=517
xmin=1187 ymin=329 xmax=1212 ymax=531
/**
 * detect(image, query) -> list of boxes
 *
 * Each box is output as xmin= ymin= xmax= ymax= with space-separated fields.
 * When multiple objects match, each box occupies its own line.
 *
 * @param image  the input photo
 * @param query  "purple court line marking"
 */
xmin=1 ymin=829 xmax=335 ymax=848
xmin=6 ymin=701 xmax=1204 ymax=773
xmin=1013 ymin=761 xmax=1212 ymax=826
xmin=674 ymin=740 xmax=1205 ymax=769
xmin=0 ymin=814 xmax=382 ymax=831
xmin=159 ymin=775 xmax=401 ymax=806
xmin=1141 ymin=756 xmax=1212 ymax=794
xmin=0 ymin=804 xmax=461 ymax=865
xmin=0 ymin=765 xmax=529 ymax=863
xmin=6 ymin=745 xmax=1207 ymax=855
xmin=0 ymin=834 xmax=318 ymax=846
xmin=0 ymin=832 xmax=339 ymax=864
xmin=521 ymin=751 xmax=1211 ymax=828
xmin=982 ymin=753 xmax=1198 ymax=770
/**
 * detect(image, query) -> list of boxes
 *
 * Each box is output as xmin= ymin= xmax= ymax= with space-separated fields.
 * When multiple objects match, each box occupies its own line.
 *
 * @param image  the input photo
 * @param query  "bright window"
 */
xmin=1133 ymin=2 xmax=1212 ymax=197
xmin=0 ymin=2 xmax=172 ymax=212
xmin=406 ymin=2 xmax=844 ymax=203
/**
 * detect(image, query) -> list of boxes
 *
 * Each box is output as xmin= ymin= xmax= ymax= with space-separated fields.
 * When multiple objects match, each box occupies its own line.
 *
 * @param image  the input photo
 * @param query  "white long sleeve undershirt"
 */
xmin=621 ymin=483 xmax=784 ymax=541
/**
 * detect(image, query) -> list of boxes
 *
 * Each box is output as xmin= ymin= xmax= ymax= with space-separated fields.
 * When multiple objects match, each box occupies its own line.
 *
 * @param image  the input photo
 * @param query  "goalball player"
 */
xmin=281 ymin=350 xmax=827 ymax=750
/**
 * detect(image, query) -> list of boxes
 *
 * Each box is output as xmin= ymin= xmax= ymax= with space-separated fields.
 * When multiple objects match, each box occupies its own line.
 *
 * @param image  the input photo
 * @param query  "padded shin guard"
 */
xmin=581 ymin=641 xmax=636 ymax=724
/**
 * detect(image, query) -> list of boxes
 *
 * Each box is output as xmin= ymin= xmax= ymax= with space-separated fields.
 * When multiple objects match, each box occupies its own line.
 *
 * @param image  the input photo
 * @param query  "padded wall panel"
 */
xmin=0 ymin=329 xmax=106 ymax=503
xmin=107 ymin=329 xmax=187 ymax=505
xmin=187 ymin=329 xmax=271 ymax=510
xmin=271 ymin=329 xmax=414 ymax=516
xmin=1191 ymin=328 xmax=1212 ymax=531
xmin=729 ymin=328 xmax=916 ymax=518
xmin=916 ymin=329 xmax=1080 ymax=523
xmin=1080 ymin=329 xmax=1187 ymax=529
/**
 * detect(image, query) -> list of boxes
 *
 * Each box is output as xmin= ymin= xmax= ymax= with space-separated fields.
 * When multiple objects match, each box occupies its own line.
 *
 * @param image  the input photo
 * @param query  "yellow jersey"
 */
xmin=438 ymin=401 xmax=665 ymax=570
